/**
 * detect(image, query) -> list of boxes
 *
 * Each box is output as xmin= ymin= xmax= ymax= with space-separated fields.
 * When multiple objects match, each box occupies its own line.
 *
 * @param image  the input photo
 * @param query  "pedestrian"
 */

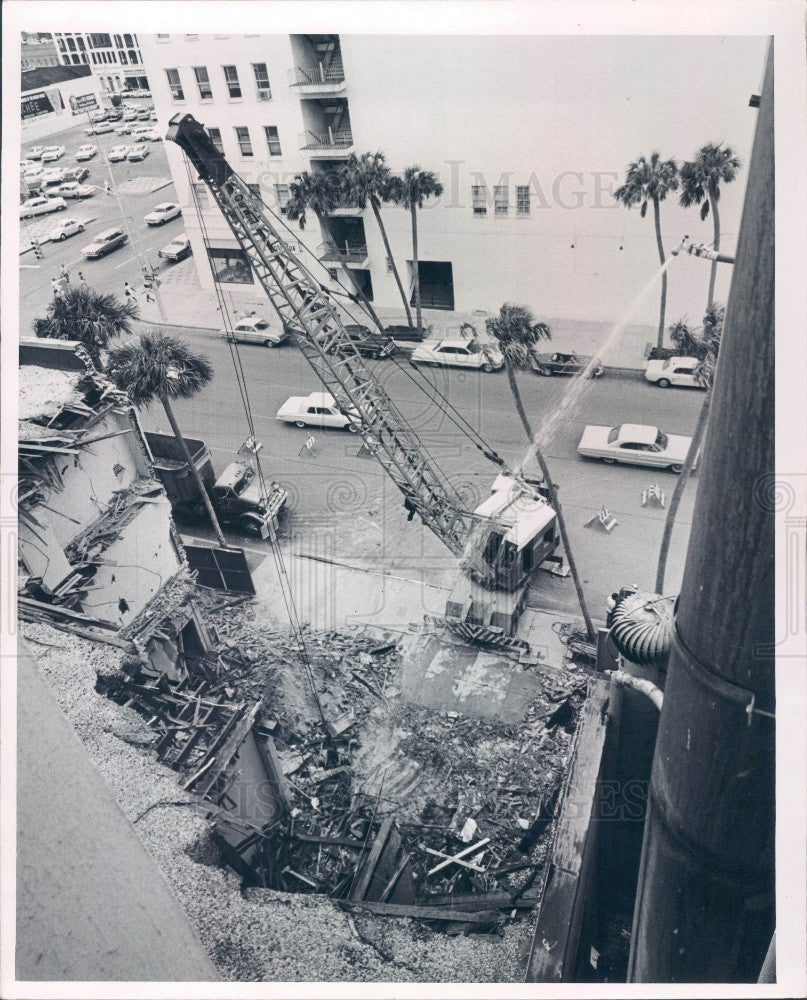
xmin=123 ymin=281 xmax=136 ymax=302
xmin=78 ymin=270 xmax=87 ymax=288
xmin=60 ymin=263 xmax=70 ymax=284
xmin=51 ymin=277 xmax=63 ymax=297
xmin=104 ymin=179 xmax=111 ymax=195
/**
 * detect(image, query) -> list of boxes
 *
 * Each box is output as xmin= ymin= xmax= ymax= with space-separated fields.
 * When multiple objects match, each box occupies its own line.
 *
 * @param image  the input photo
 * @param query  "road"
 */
xmin=19 ymin=118 xmax=704 ymax=624
xmin=19 ymin=118 xmax=184 ymax=337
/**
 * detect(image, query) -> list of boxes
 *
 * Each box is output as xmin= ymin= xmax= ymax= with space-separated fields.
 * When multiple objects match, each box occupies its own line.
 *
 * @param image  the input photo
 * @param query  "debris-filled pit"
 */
xmin=96 ymin=591 xmax=588 ymax=937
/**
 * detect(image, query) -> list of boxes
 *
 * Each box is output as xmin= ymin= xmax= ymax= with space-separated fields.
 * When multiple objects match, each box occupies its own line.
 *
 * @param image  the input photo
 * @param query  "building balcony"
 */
xmin=288 ymin=63 xmax=346 ymax=94
xmin=299 ymin=128 xmax=354 ymax=158
xmin=318 ymin=241 xmax=368 ymax=267
xmin=325 ymin=198 xmax=364 ymax=217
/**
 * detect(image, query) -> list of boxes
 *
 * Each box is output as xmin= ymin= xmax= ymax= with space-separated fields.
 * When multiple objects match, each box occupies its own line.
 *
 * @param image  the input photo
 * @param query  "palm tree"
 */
xmin=33 ymin=285 xmax=139 ymax=367
xmin=286 ymin=169 xmax=385 ymax=333
xmin=655 ymin=302 xmax=724 ymax=593
xmin=614 ymin=152 xmax=679 ymax=349
xmin=668 ymin=318 xmax=707 ymax=360
xmin=486 ymin=303 xmax=595 ymax=642
xmin=340 ymin=152 xmax=413 ymax=328
xmin=106 ymin=331 xmax=228 ymax=549
xmin=385 ymin=166 xmax=444 ymax=336
xmin=679 ymin=143 xmax=741 ymax=308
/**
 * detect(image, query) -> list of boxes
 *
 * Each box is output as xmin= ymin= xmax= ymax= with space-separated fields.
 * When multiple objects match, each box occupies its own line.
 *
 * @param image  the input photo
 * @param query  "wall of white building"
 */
xmin=21 ymin=73 xmax=105 ymax=144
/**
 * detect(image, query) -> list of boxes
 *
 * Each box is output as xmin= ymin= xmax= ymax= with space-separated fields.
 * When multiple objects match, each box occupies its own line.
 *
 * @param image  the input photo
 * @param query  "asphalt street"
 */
xmin=19 ymin=118 xmax=704 ymax=623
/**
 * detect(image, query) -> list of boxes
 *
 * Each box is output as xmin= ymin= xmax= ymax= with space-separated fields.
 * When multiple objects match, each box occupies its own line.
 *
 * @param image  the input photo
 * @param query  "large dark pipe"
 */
xmin=628 ymin=39 xmax=775 ymax=982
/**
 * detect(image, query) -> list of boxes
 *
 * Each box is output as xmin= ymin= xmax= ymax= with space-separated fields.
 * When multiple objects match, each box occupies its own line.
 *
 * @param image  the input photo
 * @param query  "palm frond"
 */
xmin=107 ymin=330 xmax=213 ymax=406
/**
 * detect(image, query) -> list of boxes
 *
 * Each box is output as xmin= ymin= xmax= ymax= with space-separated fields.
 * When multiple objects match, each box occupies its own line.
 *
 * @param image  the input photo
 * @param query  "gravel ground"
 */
xmin=20 ymin=622 xmax=537 ymax=983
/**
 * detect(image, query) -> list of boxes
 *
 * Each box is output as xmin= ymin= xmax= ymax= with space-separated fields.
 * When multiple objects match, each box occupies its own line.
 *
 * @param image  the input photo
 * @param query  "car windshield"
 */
xmin=607 ymin=427 xmax=620 ymax=444
xmin=254 ymin=321 xmax=269 ymax=330
xmin=655 ymin=431 xmax=668 ymax=449
xmin=467 ymin=341 xmax=480 ymax=354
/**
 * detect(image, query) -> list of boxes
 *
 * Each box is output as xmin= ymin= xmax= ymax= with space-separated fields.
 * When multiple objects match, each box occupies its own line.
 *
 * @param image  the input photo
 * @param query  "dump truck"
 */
xmin=145 ymin=431 xmax=287 ymax=537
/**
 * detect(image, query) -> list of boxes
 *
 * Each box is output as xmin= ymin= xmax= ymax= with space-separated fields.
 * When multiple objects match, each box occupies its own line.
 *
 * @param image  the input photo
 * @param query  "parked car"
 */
xmin=89 ymin=109 xmax=107 ymax=122
xmin=108 ymin=145 xmax=131 ymax=162
xmin=85 ymin=122 xmax=115 ymax=135
xmin=20 ymin=159 xmax=37 ymax=171
xmin=81 ymin=227 xmax=128 ymax=259
xmin=321 ymin=323 xmax=396 ymax=359
xmin=19 ymin=196 xmax=67 ymax=219
xmin=25 ymin=146 xmax=46 ymax=161
xmin=644 ymin=356 xmax=706 ymax=390
xmin=157 ymin=233 xmax=193 ymax=262
xmin=115 ymin=124 xmax=134 ymax=136
xmin=225 ymin=316 xmax=288 ymax=347
xmin=105 ymin=108 xmax=124 ymax=121
xmin=22 ymin=165 xmax=44 ymax=184
xmin=577 ymin=423 xmax=695 ymax=473
xmin=41 ymin=167 xmax=70 ymax=186
xmin=127 ymin=146 xmax=150 ymax=163
xmin=135 ymin=109 xmax=152 ymax=121
xmin=531 ymin=351 xmax=604 ymax=378
xmin=75 ymin=143 xmax=98 ymax=161
xmin=142 ymin=129 xmax=162 ymax=143
xmin=48 ymin=218 xmax=86 ymax=242
xmin=276 ymin=391 xmax=358 ymax=431
xmin=40 ymin=145 xmax=66 ymax=162
xmin=123 ymin=109 xmax=139 ymax=122
xmin=411 ymin=338 xmax=504 ymax=371
xmin=144 ymin=202 xmax=182 ymax=226
xmin=61 ymin=166 xmax=91 ymax=183
xmin=52 ymin=182 xmax=95 ymax=199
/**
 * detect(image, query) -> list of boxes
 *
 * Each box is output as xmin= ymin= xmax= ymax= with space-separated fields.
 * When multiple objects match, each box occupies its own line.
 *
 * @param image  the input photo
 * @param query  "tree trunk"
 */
xmin=504 ymin=360 xmax=596 ymax=642
xmin=653 ymin=195 xmax=667 ymax=349
xmin=317 ymin=208 xmax=386 ymax=335
xmin=654 ymin=393 xmax=710 ymax=594
xmin=707 ymin=194 xmax=720 ymax=308
xmin=410 ymin=202 xmax=422 ymax=336
xmin=159 ymin=392 xmax=228 ymax=549
xmin=371 ymin=195 xmax=413 ymax=328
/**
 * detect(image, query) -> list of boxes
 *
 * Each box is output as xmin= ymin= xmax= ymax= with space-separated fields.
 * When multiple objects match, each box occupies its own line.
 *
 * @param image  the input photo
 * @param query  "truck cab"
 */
xmin=212 ymin=462 xmax=287 ymax=537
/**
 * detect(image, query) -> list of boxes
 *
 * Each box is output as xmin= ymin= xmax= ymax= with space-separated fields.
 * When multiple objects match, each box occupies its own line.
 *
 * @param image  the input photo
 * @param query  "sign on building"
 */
xmin=21 ymin=91 xmax=55 ymax=120
xmin=69 ymin=93 xmax=99 ymax=114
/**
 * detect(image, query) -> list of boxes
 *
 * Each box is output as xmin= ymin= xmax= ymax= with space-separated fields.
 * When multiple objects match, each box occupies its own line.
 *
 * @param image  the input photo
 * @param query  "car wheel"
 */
xmin=347 ymin=424 xmax=359 ymax=433
xmin=538 ymin=367 xmax=552 ymax=376
xmin=602 ymin=457 xmax=616 ymax=464
xmin=295 ymin=420 xmax=306 ymax=428
xmin=657 ymin=378 xmax=671 ymax=388
xmin=78 ymin=224 xmax=84 ymax=232
xmin=481 ymin=362 xmax=493 ymax=373
xmin=59 ymin=233 xmax=67 ymax=241
xmin=58 ymin=204 xmax=67 ymax=211
xmin=670 ymin=463 xmax=684 ymax=473
xmin=264 ymin=340 xmax=277 ymax=348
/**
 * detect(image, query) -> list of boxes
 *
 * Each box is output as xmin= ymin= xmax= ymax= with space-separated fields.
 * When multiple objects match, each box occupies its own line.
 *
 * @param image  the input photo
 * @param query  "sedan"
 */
xmin=25 ymin=146 xmax=46 ymax=161
xmin=115 ymin=124 xmax=134 ymax=136
xmin=20 ymin=196 xmax=67 ymax=219
xmin=40 ymin=145 xmax=66 ymax=162
xmin=531 ymin=351 xmax=604 ymax=378
xmin=127 ymin=146 xmax=150 ymax=163
xmin=321 ymin=324 xmax=396 ymax=359
xmin=144 ymin=202 xmax=181 ymax=226
xmin=75 ymin=143 xmax=98 ymax=161
xmin=577 ymin=423 xmax=695 ymax=473
xmin=48 ymin=218 xmax=86 ymax=242
xmin=276 ymin=392 xmax=357 ymax=431
xmin=52 ymin=182 xmax=95 ymax=199
xmin=411 ymin=338 xmax=504 ymax=372
xmin=225 ymin=316 xmax=288 ymax=347
xmin=81 ymin=228 xmax=128 ymax=259
xmin=61 ymin=166 xmax=90 ymax=183
xmin=157 ymin=233 xmax=193 ymax=262
xmin=108 ymin=145 xmax=131 ymax=162
xmin=41 ymin=167 xmax=70 ymax=186
xmin=85 ymin=122 xmax=115 ymax=135
xmin=644 ymin=356 xmax=706 ymax=390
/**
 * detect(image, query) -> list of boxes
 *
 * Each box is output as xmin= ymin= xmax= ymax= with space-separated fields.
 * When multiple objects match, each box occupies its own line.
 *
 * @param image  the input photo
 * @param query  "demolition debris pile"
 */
xmin=98 ymin=591 xmax=588 ymax=933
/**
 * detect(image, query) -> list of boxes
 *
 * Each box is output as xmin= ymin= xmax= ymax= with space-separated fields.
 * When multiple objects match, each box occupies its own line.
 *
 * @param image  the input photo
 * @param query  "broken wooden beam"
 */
xmin=425 ymin=838 xmax=491 ymax=877
xmin=341 ymin=900 xmax=501 ymax=925
xmin=351 ymin=816 xmax=394 ymax=901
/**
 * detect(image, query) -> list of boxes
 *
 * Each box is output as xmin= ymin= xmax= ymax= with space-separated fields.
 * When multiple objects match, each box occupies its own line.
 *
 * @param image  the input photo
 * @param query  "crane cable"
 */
xmin=185 ymin=159 xmax=329 ymax=729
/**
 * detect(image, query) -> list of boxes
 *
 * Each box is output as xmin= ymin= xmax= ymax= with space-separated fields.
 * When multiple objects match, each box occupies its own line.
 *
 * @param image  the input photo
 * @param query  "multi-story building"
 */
xmin=21 ymin=34 xmax=60 ymax=70
xmin=52 ymin=32 xmax=150 ymax=98
xmin=139 ymin=33 xmax=759 ymax=325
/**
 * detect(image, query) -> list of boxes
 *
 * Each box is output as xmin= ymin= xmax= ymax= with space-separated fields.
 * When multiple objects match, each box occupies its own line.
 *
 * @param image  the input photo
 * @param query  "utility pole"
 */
xmin=628 ymin=40 xmax=775 ymax=982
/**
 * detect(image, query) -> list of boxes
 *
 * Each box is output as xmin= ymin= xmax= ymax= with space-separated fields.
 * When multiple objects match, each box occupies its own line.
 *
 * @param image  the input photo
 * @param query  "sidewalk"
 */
xmin=135 ymin=263 xmax=652 ymax=370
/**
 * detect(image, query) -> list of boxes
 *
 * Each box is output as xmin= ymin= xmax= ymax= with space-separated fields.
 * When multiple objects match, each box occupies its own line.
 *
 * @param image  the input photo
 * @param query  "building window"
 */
xmin=193 ymin=66 xmax=212 ymax=100
xmin=124 ymin=33 xmax=134 ymax=47
xmin=89 ymin=33 xmax=112 ymax=47
xmin=208 ymin=247 xmax=253 ymax=284
xmin=67 ymin=37 xmax=76 ymax=51
xmin=57 ymin=38 xmax=66 ymax=52
xmin=114 ymin=34 xmax=123 ymax=47
xmin=472 ymin=185 xmax=487 ymax=216
xmin=119 ymin=51 xmax=128 ymax=65
xmin=516 ymin=185 xmax=531 ymax=216
xmin=166 ymin=68 xmax=184 ymax=101
xmin=128 ymin=50 xmax=139 ymax=64
xmin=81 ymin=53 xmax=88 ymax=64
xmin=207 ymin=127 xmax=224 ymax=153
xmin=234 ymin=126 xmax=252 ymax=156
xmin=275 ymin=183 xmax=290 ymax=213
xmin=264 ymin=126 xmax=282 ymax=157
xmin=193 ymin=182 xmax=210 ymax=209
xmin=252 ymin=62 xmax=271 ymax=100
xmin=71 ymin=53 xmax=81 ymax=65
xmin=77 ymin=37 xmax=86 ymax=50
xmin=222 ymin=65 xmax=241 ymax=99
xmin=493 ymin=185 xmax=508 ymax=216
xmin=91 ymin=52 xmax=97 ymax=64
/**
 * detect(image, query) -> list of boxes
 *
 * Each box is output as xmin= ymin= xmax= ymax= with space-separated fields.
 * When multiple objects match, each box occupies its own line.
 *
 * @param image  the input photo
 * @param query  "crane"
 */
xmin=167 ymin=113 xmax=559 ymax=635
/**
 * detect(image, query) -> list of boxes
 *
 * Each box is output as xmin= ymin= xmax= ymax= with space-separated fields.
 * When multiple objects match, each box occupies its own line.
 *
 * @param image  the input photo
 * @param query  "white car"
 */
xmin=19 ymin=196 xmax=67 ymax=219
xmin=276 ymin=392 xmax=358 ymax=431
xmin=41 ymin=167 xmax=70 ymax=185
xmin=40 ymin=145 xmax=66 ymax=162
xmin=224 ymin=316 xmax=289 ymax=347
xmin=25 ymin=146 xmax=46 ymax=161
xmin=22 ymin=165 xmax=44 ymax=183
xmin=75 ymin=143 xmax=98 ymax=161
xmin=127 ymin=146 xmax=150 ymax=162
xmin=108 ymin=145 xmax=131 ymax=162
xmin=142 ymin=129 xmax=162 ymax=143
xmin=411 ymin=338 xmax=504 ymax=372
xmin=52 ymin=182 xmax=95 ymax=200
xmin=144 ymin=202 xmax=182 ymax=226
xmin=157 ymin=233 xmax=193 ymax=262
xmin=85 ymin=122 xmax=115 ymax=135
xmin=644 ymin=356 xmax=706 ymax=390
xmin=48 ymin=218 xmax=86 ymax=242
xmin=577 ymin=423 xmax=695 ymax=473
xmin=115 ymin=123 xmax=134 ymax=135
xmin=20 ymin=159 xmax=37 ymax=171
